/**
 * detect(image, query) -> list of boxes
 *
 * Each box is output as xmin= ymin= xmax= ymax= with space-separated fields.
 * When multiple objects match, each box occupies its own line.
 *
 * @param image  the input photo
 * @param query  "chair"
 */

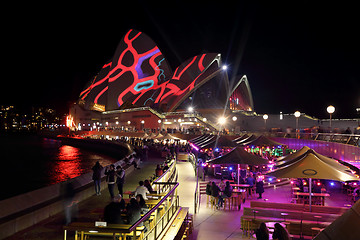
xmin=206 ymin=194 xmax=211 ymax=206
xmin=223 ymin=197 xmax=231 ymax=210
xmin=210 ymin=196 xmax=219 ymax=210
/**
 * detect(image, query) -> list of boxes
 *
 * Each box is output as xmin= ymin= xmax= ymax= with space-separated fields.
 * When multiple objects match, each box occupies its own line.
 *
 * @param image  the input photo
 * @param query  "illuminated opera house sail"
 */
xmin=73 ymin=29 xmax=254 ymax=130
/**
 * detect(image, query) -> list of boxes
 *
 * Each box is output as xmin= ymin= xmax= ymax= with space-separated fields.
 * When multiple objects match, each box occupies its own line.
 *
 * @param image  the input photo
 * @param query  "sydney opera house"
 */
xmin=70 ymin=29 xmax=254 ymax=132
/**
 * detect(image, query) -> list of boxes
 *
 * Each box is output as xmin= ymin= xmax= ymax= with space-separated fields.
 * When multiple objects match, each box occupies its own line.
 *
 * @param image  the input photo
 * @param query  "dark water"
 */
xmin=0 ymin=133 xmax=118 ymax=200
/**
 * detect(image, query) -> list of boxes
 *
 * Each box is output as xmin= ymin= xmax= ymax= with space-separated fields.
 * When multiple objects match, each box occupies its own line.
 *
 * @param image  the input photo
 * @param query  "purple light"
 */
xmin=269 ymin=178 xmax=273 ymax=182
xmin=330 ymin=182 xmax=335 ymax=186
xmin=229 ymin=167 xmax=233 ymax=171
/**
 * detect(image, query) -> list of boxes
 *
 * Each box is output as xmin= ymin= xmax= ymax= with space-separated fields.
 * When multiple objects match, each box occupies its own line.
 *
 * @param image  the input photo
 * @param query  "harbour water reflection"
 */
xmin=0 ymin=133 xmax=117 ymax=200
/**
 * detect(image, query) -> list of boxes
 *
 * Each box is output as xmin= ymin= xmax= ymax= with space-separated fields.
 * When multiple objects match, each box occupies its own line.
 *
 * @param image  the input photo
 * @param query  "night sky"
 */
xmin=3 ymin=1 xmax=360 ymax=119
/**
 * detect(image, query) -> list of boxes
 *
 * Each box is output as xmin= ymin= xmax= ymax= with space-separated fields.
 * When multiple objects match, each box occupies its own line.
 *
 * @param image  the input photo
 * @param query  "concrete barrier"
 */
xmin=0 ymin=138 xmax=135 ymax=239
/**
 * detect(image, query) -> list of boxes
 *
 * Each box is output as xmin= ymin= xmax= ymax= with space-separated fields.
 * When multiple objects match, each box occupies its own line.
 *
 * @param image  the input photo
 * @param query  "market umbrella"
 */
xmin=190 ymin=134 xmax=213 ymax=145
xmin=199 ymin=135 xmax=237 ymax=149
xmin=313 ymin=200 xmax=360 ymax=240
xmin=194 ymin=135 xmax=216 ymax=148
xmin=275 ymin=147 xmax=354 ymax=174
xmin=266 ymin=147 xmax=359 ymax=211
xmin=189 ymin=134 xmax=208 ymax=144
xmin=232 ymin=134 xmax=249 ymax=143
xmin=275 ymin=146 xmax=311 ymax=167
xmin=207 ymin=147 xmax=268 ymax=183
xmin=236 ymin=134 xmax=257 ymax=145
xmin=156 ymin=133 xmax=180 ymax=141
xmin=243 ymin=135 xmax=287 ymax=147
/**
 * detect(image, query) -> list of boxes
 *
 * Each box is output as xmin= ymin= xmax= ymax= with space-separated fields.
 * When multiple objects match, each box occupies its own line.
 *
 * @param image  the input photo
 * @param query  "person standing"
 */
xmin=92 ymin=161 xmax=103 ymax=195
xmin=256 ymin=174 xmax=265 ymax=199
xmin=105 ymin=164 xmax=116 ymax=199
xmin=116 ymin=165 xmax=125 ymax=197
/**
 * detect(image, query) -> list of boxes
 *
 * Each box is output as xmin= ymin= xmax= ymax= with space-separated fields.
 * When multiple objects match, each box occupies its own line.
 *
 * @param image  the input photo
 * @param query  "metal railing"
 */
xmin=263 ymin=132 xmax=360 ymax=147
xmin=131 ymin=182 xmax=180 ymax=240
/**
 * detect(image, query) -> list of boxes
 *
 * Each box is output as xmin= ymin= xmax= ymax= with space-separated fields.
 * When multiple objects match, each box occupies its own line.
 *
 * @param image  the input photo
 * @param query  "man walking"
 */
xmin=116 ymin=165 xmax=125 ymax=197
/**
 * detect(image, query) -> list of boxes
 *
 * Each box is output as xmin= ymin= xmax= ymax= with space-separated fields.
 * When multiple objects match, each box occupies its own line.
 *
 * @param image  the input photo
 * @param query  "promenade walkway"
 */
xmin=5 ymin=152 xmax=352 ymax=240
xmin=5 ymin=151 xmax=164 ymax=240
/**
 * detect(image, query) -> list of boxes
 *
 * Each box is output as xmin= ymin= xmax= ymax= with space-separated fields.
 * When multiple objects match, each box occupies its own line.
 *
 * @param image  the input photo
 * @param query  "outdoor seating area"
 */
xmin=63 ymin=156 xmax=192 ymax=240
xmin=240 ymin=200 xmax=348 ymax=238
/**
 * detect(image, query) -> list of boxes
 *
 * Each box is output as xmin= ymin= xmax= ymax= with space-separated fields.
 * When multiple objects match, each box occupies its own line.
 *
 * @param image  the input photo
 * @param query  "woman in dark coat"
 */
xmin=256 ymin=175 xmax=264 ymax=199
xmin=92 ymin=161 xmax=103 ymax=195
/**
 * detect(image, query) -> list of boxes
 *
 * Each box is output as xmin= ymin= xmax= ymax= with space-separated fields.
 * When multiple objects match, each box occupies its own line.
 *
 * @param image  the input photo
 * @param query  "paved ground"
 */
xmin=5 ymin=152 xmax=352 ymax=240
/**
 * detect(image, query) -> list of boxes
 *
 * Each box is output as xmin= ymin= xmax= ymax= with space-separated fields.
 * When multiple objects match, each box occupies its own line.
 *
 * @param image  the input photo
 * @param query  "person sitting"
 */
xmin=103 ymin=194 xmax=125 ymax=224
xmin=246 ymin=172 xmax=255 ymax=196
xmin=353 ymin=186 xmax=360 ymax=202
xmin=135 ymin=181 xmax=150 ymax=200
xmin=206 ymin=181 xmax=212 ymax=196
xmin=255 ymin=222 xmax=269 ymax=240
xmin=136 ymin=194 xmax=149 ymax=214
xmin=162 ymin=162 xmax=169 ymax=171
xmin=272 ymin=223 xmax=290 ymax=240
xmin=144 ymin=179 xmax=155 ymax=193
xmin=218 ymin=181 xmax=233 ymax=208
xmin=126 ymin=198 xmax=143 ymax=226
xmin=155 ymin=164 xmax=164 ymax=177
xmin=218 ymin=178 xmax=226 ymax=192
xmin=210 ymin=182 xmax=220 ymax=208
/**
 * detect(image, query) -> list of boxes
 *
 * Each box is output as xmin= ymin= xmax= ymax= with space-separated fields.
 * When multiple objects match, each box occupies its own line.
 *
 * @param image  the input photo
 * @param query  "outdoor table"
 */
xmin=231 ymin=184 xmax=250 ymax=188
xmin=293 ymin=192 xmax=330 ymax=206
xmin=123 ymin=190 xmax=135 ymax=198
xmin=123 ymin=191 xmax=166 ymax=199
xmin=265 ymin=221 xmax=286 ymax=229
xmin=231 ymin=189 xmax=246 ymax=210
xmin=124 ymin=198 xmax=160 ymax=208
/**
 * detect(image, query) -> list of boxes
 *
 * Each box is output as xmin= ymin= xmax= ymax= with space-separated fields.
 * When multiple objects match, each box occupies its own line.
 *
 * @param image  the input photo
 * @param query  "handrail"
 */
xmin=129 ymin=182 xmax=179 ymax=232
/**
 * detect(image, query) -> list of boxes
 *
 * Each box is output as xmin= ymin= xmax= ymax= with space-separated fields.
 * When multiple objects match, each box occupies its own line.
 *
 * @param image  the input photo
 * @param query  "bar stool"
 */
xmin=223 ymin=197 xmax=231 ymax=210
xmin=210 ymin=196 xmax=219 ymax=210
xmin=314 ymin=215 xmax=322 ymax=226
xmin=281 ymin=212 xmax=289 ymax=222
xmin=311 ymin=227 xmax=323 ymax=238
xmin=241 ymin=218 xmax=253 ymax=237
xmin=206 ymin=194 xmax=211 ymax=206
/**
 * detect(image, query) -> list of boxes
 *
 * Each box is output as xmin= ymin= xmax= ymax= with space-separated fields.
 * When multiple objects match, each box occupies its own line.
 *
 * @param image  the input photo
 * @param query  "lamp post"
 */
xmin=140 ymin=120 xmax=145 ymax=131
xmin=294 ymin=111 xmax=301 ymax=138
xmin=158 ymin=119 xmax=162 ymax=133
xmin=327 ymin=105 xmax=335 ymax=130
xmin=263 ymin=114 xmax=268 ymax=130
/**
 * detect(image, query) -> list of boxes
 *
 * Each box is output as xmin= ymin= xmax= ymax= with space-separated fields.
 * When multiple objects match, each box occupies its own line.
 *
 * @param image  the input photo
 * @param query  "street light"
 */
xmin=218 ymin=116 xmax=226 ymax=125
xmin=294 ymin=111 xmax=301 ymax=136
xmin=188 ymin=106 xmax=194 ymax=112
xmin=263 ymin=114 xmax=268 ymax=130
xmin=327 ymin=105 xmax=335 ymax=129
xmin=222 ymin=65 xmax=228 ymax=70
xmin=232 ymin=116 xmax=237 ymax=121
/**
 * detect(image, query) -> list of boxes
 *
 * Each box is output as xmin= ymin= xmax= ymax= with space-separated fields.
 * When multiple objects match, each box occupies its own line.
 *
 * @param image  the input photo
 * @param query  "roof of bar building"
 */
xmin=78 ymin=29 xmax=254 ymax=113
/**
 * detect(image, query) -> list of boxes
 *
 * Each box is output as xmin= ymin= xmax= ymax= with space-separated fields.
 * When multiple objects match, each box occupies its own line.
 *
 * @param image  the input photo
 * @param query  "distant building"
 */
xmin=70 ymin=29 xmax=254 ymax=132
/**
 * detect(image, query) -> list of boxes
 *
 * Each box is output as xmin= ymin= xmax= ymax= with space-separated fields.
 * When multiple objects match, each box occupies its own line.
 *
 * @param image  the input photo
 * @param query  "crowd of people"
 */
xmin=89 ymin=146 xmax=174 ymax=227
